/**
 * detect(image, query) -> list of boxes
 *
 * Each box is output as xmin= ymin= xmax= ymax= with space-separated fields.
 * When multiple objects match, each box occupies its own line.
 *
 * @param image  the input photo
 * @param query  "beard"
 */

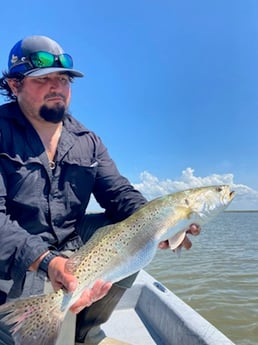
xmin=39 ymin=104 xmax=67 ymax=123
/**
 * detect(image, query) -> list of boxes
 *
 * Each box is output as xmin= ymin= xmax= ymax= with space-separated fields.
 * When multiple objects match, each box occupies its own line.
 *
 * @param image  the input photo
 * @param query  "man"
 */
xmin=0 ymin=35 xmax=199 ymax=345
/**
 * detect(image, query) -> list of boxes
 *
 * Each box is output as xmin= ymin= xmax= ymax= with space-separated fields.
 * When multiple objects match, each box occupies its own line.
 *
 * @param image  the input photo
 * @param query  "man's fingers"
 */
xmin=70 ymin=280 xmax=112 ymax=314
xmin=48 ymin=256 xmax=78 ymax=292
xmin=159 ymin=224 xmax=201 ymax=250
xmin=158 ymin=240 xmax=169 ymax=249
xmin=181 ymin=235 xmax=192 ymax=250
xmin=89 ymin=280 xmax=112 ymax=302
xmin=187 ymin=223 xmax=201 ymax=236
xmin=179 ymin=224 xmax=201 ymax=250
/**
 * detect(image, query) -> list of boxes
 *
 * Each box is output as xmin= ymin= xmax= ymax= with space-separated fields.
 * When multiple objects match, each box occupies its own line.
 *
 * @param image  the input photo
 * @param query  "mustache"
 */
xmin=44 ymin=92 xmax=66 ymax=101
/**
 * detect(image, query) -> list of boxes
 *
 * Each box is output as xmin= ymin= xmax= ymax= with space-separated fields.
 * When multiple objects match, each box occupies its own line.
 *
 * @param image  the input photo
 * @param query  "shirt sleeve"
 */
xmin=92 ymin=134 xmax=147 ymax=222
xmin=0 ymin=166 xmax=49 ymax=283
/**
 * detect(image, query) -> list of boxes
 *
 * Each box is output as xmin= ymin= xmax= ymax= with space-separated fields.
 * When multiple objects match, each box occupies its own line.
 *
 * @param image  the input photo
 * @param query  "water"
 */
xmin=146 ymin=212 xmax=258 ymax=345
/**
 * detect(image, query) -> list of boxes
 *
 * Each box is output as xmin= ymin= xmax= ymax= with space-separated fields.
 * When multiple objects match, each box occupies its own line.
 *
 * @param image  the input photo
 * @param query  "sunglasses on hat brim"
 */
xmin=10 ymin=51 xmax=73 ymax=74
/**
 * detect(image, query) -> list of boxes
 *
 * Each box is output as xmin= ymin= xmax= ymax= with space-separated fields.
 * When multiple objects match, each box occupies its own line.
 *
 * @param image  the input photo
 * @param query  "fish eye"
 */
xmin=184 ymin=198 xmax=189 ymax=206
xmin=216 ymin=186 xmax=223 ymax=193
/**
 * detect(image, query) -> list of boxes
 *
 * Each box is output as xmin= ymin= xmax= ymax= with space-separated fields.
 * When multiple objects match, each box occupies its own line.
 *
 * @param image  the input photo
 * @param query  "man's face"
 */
xmin=8 ymin=72 xmax=72 ymax=123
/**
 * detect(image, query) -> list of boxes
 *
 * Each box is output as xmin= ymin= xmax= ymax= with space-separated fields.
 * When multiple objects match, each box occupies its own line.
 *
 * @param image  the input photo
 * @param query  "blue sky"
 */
xmin=1 ymin=0 xmax=258 ymax=210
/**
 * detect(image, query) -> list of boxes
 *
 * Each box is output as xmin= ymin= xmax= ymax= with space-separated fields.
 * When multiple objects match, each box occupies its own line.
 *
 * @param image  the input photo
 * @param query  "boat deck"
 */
xmin=102 ymin=270 xmax=236 ymax=345
xmin=57 ymin=270 xmax=236 ymax=345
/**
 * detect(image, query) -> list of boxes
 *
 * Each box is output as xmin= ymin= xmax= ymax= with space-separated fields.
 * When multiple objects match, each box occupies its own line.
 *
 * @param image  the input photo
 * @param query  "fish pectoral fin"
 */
xmin=168 ymin=211 xmax=202 ymax=254
xmin=168 ymin=230 xmax=186 ymax=250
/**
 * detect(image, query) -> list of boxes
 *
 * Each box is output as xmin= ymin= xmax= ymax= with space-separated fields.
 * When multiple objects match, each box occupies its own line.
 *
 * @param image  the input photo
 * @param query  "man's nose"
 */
xmin=49 ymin=78 xmax=63 ymax=88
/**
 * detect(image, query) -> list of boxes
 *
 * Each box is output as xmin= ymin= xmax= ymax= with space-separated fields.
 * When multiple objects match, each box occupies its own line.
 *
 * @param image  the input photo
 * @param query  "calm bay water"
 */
xmin=146 ymin=212 xmax=258 ymax=345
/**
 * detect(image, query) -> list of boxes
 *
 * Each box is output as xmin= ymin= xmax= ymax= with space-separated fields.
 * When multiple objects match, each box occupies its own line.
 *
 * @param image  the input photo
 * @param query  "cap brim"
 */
xmin=24 ymin=67 xmax=84 ymax=77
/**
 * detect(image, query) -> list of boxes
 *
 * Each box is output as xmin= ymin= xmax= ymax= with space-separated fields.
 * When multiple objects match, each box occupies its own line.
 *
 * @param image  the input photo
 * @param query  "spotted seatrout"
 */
xmin=0 ymin=185 xmax=234 ymax=345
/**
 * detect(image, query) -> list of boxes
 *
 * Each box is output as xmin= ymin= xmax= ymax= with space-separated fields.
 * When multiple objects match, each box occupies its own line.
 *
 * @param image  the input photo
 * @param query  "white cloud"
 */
xmin=88 ymin=167 xmax=258 ymax=211
xmin=133 ymin=168 xmax=258 ymax=210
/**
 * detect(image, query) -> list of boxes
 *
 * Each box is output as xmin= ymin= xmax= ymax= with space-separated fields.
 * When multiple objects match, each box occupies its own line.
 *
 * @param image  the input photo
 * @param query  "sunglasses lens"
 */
xmin=30 ymin=52 xmax=54 ymax=68
xmin=59 ymin=54 xmax=73 ymax=68
xmin=30 ymin=52 xmax=73 ymax=69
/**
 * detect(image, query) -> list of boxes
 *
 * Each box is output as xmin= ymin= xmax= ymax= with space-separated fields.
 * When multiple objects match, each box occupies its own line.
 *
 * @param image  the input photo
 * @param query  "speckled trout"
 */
xmin=0 ymin=185 xmax=234 ymax=345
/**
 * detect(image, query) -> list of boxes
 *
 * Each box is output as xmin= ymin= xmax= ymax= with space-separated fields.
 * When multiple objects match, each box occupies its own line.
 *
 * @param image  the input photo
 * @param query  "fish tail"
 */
xmin=0 ymin=292 xmax=65 ymax=345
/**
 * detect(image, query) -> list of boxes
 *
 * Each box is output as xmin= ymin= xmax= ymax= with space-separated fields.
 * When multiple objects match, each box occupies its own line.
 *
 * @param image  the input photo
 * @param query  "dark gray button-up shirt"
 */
xmin=0 ymin=102 xmax=146 ymax=287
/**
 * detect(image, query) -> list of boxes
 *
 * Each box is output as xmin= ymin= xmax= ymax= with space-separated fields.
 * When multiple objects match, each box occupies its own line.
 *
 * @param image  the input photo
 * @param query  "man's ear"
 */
xmin=6 ymin=79 xmax=20 ymax=96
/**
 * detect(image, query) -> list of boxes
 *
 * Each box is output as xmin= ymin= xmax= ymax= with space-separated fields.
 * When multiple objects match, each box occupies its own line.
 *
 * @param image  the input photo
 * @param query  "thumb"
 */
xmin=59 ymin=271 xmax=78 ymax=292
xmin=48 ymin=256 xmax=78 ymax=292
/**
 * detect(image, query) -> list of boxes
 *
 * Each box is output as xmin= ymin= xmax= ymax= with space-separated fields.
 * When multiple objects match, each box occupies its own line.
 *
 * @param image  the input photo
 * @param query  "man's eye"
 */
xmin=38 ymin=77 xmax=48 ymax=82
xmin=60 ymin=77 xmax=69 ymax=83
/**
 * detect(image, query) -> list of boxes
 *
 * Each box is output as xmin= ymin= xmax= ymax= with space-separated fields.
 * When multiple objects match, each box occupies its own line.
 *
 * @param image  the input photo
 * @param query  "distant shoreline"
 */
xmin=226 ymin=210 xmax=258 ymax=213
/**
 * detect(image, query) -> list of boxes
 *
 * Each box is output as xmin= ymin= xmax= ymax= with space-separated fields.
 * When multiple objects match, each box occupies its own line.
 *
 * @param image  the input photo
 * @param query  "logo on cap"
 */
xmin=10 ymin=54 xmax=19 ymax=64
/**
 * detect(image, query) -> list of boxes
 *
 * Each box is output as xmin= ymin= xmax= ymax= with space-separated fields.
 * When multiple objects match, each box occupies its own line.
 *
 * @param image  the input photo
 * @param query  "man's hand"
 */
xmin=48 ymin=256 xmax=112 ymax=314
xmin=158 ymin=223 xmax=201 ymax=250
xmin=69 ymin=279 xmax=112 ymax=314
